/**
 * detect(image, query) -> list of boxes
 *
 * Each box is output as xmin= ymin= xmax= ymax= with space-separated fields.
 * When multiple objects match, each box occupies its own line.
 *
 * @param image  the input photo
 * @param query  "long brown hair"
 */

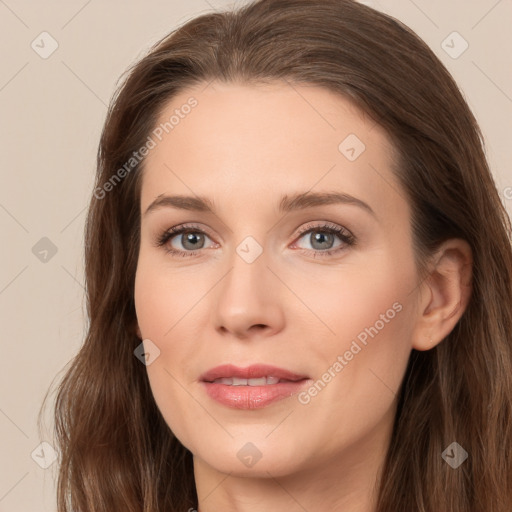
xmin=42 ymin=0 xmax=512 ymax=510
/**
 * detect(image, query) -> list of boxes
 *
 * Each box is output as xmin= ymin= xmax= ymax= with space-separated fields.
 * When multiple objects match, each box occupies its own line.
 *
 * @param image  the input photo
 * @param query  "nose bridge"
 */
xmin=222 ymin=236 xmax=270 ymax=308
xmin=212 ymin=235 xmax=285 ymax=337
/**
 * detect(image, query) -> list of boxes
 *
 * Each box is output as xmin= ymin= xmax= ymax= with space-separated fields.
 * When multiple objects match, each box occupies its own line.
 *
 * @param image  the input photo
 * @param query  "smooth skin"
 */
xmin=134 ymin=81 xmax=472 ymax=512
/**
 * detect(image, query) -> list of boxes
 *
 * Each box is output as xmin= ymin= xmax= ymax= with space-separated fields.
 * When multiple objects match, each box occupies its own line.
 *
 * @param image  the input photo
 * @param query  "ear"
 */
xmin=411 ymin=238 xmax=473 ymax=351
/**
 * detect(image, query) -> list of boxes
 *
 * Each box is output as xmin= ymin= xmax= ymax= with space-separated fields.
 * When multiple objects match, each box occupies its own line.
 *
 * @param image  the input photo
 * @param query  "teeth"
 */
xmin=212 ymin=376 xmax=281 ymax=386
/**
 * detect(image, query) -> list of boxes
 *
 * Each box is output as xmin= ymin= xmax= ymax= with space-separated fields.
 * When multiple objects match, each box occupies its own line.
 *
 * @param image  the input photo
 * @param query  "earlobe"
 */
xmin=411 ymin=238 xmax=472 ymax=351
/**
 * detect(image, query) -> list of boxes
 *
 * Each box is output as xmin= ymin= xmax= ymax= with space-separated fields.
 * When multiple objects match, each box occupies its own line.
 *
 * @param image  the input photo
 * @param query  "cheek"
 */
xmin=134 ymin=271 xmax=174 ymax=338
xmin=297 ymin=242 xmax=416 ymax=393
xmin=133 ymin=255 xmax=208 ymax=448
xmin=291 ymin=278 xmax=413 ymax=460
xmin=134 ymin=252 xmax=202 ymax=338
xmin=313 ymin=275 xmax=411 ymax=393
xmin=293 ymin=249 xmax=413 ymax=357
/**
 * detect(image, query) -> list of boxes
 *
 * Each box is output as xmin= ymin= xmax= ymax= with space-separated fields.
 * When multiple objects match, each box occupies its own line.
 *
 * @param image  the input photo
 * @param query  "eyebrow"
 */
xmin=144 ymin=191 xmax=376 ymax=218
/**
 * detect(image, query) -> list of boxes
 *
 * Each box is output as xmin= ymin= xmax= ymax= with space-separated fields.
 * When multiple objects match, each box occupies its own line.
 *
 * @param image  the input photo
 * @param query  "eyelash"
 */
xmin=154 ymin=222 xmax=356 ymax=259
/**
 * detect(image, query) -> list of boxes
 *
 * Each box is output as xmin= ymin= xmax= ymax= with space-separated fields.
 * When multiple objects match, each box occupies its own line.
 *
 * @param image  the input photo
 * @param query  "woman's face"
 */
xmin=134 ymin=81 xmax=423 ymax=478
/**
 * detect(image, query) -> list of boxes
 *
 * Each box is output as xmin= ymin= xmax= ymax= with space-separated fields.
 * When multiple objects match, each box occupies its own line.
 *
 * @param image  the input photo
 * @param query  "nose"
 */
xmin=212 ymin=245 xmax=286 ymax=340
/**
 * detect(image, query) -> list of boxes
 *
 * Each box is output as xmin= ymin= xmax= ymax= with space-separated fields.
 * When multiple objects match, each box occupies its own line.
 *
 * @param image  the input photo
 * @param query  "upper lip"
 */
xmin=200 ymin=364 xmax=309 ymax=383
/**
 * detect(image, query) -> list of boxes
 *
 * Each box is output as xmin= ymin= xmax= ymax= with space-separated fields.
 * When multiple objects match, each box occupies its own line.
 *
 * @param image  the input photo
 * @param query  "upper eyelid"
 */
xmin=296 ymin=221 xmax=352 ymax=235
xmin=165 ymin=221 xmax=348 ymax=234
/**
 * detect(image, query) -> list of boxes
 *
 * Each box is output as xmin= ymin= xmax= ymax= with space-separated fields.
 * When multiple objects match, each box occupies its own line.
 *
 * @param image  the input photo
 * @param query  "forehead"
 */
xmin=140 ymin=80 xmax=406 ymax=224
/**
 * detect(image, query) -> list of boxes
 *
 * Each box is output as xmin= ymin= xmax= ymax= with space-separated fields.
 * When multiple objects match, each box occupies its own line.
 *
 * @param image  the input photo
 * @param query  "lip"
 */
xmin=200 ymin=364 xmax=308 ymax=383
xmin=200 ymin=364 xmax=311 ymax=410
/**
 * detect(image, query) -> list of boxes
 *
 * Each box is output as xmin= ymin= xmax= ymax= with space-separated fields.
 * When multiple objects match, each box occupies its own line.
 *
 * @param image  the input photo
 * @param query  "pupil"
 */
xmin=183 ymin=232 xmax=203 ymax=250
xmin=312 ymin=232 xmax=333 ymax=250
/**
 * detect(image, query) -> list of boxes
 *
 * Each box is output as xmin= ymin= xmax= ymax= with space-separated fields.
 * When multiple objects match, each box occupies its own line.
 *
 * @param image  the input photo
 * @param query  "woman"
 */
xmin=45 ymin=0 xmax=512 ymax=510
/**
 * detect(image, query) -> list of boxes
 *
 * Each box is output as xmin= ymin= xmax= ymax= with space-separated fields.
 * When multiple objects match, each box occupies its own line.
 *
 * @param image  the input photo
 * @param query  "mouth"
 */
xmin=200 ymin=364 xmax=311 ymax=409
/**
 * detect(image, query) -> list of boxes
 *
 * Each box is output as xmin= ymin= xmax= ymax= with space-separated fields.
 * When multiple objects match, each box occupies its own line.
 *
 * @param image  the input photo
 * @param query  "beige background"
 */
xmin=0 ymin=0 xmax=511 ymax=510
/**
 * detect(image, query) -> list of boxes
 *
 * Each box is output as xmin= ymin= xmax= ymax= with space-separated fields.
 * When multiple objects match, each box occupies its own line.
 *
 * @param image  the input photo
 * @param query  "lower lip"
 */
xmin=202 ymin=380 xmax=310 ymax=409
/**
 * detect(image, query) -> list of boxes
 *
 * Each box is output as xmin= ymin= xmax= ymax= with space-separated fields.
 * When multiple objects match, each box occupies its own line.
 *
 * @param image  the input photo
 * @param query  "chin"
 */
xmin=190 ymin=435 xmax=309 ymax=477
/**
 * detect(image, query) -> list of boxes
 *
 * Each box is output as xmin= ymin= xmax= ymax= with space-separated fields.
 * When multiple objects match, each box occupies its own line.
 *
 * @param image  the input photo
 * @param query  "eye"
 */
xmin=291 ymin=222 xmax=356 ymax=258
xmin=155 ymin=223 xmax=216 ymax=257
